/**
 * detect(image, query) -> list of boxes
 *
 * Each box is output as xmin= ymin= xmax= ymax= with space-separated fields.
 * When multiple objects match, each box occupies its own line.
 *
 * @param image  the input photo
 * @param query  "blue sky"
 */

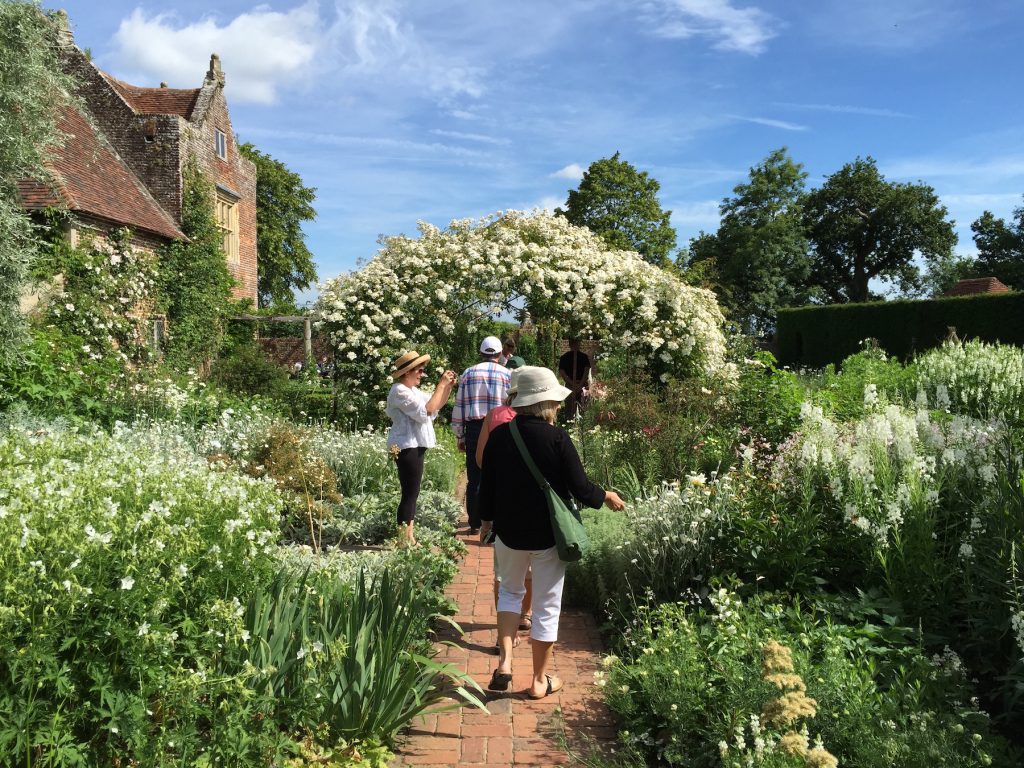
xmin=56 ymin=0 xmax=1024 ymax=301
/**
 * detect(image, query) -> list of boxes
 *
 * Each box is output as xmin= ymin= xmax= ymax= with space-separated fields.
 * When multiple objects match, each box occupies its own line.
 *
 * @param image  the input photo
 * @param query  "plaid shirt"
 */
xmin=452 ymin=361 xmax=511 ymax=438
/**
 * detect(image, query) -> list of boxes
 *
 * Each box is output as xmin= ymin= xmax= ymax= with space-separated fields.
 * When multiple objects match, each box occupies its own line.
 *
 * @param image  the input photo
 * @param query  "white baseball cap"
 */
xmin=480 ymin=335 xmax=502 ymax=354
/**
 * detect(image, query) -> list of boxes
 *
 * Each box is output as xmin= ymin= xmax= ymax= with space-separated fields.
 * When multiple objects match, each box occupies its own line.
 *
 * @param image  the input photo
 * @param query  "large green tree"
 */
xmin=238 ymin=142 xmax=318 ymax=308
xmin=803 ymin=157 xmax=957 ymax=303
xmin=556 ymin=152 xmax=677 ymax=266
xmin=0 ymin=3 xmax=72 ymax=361
xmin=970 ymin=201 xmax=1024 ymax=289
xmin=686 ymin=148 xmax=812 ymax=333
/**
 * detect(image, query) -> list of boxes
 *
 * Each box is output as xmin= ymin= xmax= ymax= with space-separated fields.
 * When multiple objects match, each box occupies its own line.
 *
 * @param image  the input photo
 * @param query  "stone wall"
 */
xmin=181 ymin=57 xmax=258 ymax=304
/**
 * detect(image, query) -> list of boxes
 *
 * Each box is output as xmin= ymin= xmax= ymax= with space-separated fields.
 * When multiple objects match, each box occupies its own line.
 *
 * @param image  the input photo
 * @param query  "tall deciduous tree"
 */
xmin=0 ymin=3 xmax=72 ymax=361
xmin=971 ymin=201 xmax=1024 ymax=289
xmin=686 ymin=148 xmax=812 ymax=333
xmin=803 ymin=157 xmax=956 ymax=303
xmin=238 ymin=142 xmax=318 ymax=308
xmin=557 ymin=152 xmax=677 ymax=266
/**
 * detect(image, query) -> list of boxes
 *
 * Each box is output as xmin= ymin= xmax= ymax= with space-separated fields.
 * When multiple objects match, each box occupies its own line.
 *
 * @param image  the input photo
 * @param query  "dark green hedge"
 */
xmin=776 ymin=292 xmax=1024 ymax=368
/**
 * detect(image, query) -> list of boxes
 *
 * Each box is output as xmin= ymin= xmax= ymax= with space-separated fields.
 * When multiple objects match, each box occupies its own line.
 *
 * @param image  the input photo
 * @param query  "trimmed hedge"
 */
xmin=777 ymin=292 xmax=1024 ymax=367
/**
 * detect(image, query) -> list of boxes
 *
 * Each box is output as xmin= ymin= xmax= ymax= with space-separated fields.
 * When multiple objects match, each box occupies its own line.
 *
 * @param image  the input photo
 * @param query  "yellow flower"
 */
xmin=806 ymin=746 xmax=839 ymax=768
xmin=778 ymin=731 xmax=807 ymax=757
xmin=762 ymin=640 xmax=795 ymax=674
xmin=762 ymin=691 xmax=818 ymax=727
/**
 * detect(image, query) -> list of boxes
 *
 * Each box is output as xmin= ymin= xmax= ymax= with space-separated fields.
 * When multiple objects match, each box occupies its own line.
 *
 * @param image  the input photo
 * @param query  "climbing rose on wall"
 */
xmin=315 ymin=211 xmax=727 ymax=412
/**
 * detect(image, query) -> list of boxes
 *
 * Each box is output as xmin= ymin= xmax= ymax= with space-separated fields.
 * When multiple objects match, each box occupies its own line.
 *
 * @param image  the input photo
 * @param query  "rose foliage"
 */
xmin=315 ymin=211 xmax=727 ymax=411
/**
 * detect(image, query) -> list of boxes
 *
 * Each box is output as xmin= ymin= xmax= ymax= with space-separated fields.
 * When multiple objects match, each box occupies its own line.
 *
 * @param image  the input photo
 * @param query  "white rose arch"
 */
xmin=315 ymin=211 xmax=727 ymax=405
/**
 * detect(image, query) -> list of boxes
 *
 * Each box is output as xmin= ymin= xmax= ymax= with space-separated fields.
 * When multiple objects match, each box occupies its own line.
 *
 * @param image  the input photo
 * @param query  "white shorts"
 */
xmin=494 ymin=537 xmax=566 ymax=643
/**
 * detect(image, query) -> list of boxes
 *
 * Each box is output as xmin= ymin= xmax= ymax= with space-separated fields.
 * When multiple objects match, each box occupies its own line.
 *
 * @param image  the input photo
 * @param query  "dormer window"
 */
xmin=214 ymin=128 xmax=227 ymax=160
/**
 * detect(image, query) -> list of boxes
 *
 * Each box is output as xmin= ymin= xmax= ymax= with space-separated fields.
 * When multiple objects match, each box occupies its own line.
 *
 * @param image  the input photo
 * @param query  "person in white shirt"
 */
xmin=386 ymin=350 xmax=457 ymax=546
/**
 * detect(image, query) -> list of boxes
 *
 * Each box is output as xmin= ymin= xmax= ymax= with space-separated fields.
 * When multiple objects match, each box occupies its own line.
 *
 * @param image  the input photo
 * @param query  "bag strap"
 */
xmin=509 ymin=419 xmax=551 ymax=491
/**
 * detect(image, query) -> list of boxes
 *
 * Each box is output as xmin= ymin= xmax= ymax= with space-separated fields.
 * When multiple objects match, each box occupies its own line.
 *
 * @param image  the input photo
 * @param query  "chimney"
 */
xmin=206 ymin=53 xmax=225 ymax=86
xmin=51 ymin=9 xmax=74 ymax=48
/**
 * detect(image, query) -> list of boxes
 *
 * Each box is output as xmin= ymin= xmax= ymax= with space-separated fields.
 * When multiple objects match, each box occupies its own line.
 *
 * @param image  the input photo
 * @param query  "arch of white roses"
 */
xmin=314 ymin=211 xmax=727 ymax=405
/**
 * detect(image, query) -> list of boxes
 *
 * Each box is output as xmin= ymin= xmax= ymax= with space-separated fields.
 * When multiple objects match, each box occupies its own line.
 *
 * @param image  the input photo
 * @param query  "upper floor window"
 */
xmin=214 ymin=128 xmax=227 ymax=160
xmin=216 ymin=194 xmax=239 ymax=264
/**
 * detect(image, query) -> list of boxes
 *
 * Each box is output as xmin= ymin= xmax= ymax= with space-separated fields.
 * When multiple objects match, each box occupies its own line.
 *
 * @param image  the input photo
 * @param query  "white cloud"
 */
xmin=535 ymin=196 xmax=566 ymax=213
xmin=732 ymin=115 xmax=808 ymax=131
xmin=550 ymin=163 xmax=585 ymax=180
xmin=109 ymin=4 xmax=321 ymax=104
xmin=327 ymin=0 xmax=486 ymax=98
xmin=243 ymin=126 xmax=490 ymax=161
xmin=775 ymin=102 xmax=911 ymax=119
xmin=669 ymin=200 xmax=721 ymax=231
xmin=449 ymin=109 xmax=481 ymax=120
xmin=430 ymin=129 xmax=510 ymax=145
xmin=637 ymin=0 xmax=779 ymax=55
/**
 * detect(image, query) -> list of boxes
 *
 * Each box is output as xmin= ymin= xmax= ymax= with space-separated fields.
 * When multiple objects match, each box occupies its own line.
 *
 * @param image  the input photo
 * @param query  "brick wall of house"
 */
xmin=181 ymin=62 xmax=258 ymax=305
xmin=60 ymin=46 xmax=185 ymax=221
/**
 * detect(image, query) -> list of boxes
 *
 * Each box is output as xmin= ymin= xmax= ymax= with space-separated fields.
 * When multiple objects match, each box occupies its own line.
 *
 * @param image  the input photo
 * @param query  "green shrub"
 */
xmin=0 ymin=324 xmax=132 ymax=425
xmin=803 ymin=345 xmax=917 ymax=422
xmin=210 ymin=343 xmax=290 ymax=397
xmin=601 ymin=590 xmax=1018 ymax=768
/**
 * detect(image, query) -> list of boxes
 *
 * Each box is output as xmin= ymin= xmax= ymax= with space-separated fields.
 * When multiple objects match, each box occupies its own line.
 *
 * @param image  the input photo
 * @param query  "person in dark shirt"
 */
xmin=558 ymin=339 xmax=591 ymax=418
xmin=478 ymin=366 xmax=625 ymax=698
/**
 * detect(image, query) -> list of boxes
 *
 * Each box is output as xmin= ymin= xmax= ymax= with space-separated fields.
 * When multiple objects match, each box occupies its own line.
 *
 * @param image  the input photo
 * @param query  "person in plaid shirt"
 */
xmin=453 ymin=336 xmax=512 ymax=532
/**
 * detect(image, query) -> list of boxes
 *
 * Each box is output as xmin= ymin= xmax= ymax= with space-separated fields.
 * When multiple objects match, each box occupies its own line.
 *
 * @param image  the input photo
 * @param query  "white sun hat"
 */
xmin=509 ymin=366 xmax=572 ymax=408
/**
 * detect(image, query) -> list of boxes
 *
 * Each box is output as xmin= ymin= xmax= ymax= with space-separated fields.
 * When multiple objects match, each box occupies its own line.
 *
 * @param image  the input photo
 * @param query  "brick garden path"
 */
xmin=389 ymin=524 xmax=617 ymax=767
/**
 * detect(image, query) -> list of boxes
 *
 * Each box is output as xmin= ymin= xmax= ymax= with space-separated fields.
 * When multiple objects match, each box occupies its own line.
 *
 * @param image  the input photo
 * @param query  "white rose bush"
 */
xmin=315 ymin=211 xmax=727 ymax=411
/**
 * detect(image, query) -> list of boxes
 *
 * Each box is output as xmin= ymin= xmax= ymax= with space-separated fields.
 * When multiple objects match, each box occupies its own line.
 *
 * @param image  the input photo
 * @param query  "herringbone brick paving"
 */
xmin=390 ymin=525 xmax=617 ymax=767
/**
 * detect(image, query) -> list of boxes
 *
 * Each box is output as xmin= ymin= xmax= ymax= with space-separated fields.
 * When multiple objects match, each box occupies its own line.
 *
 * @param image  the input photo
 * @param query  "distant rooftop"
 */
xmin=945 ymin=277 xmax=1011 ymax=297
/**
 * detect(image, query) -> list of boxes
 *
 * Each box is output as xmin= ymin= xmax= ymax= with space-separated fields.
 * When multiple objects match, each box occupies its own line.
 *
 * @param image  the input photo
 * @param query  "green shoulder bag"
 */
xmin=509 ymin=419 xmax=589 ymax=562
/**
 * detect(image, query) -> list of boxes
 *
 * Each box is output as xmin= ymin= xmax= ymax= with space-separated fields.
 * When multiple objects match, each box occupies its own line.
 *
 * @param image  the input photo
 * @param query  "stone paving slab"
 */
xmin=390 ymin=524 xmax=616 ymax=767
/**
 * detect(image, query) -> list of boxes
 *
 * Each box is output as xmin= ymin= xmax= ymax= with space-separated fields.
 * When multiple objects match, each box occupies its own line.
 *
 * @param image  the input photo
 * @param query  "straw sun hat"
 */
xmin=391 ymin=350 xmax=431 ymax=379
xmin=509 ymin=366 xmax=571 ymax=408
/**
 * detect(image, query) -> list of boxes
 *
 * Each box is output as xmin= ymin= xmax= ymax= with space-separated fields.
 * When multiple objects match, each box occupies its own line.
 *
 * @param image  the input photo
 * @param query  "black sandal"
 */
xmin=518 ymin=614 xmax=533 ymax=631
xmin=488 ymin=669 xmax=513 ymax=691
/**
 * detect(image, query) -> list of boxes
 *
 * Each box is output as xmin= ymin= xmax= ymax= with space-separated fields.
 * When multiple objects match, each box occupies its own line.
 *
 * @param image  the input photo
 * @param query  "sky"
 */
xmin=54 ymin=0 xmax=1024 ymax=302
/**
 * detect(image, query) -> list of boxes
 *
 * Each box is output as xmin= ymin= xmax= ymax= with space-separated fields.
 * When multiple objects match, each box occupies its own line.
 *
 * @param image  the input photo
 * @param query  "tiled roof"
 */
xmin=17 ymin=105 xmax=184 ymax=241
xmin=103 ymin=72 xmax=200 ymax=119
xmin=945 ymin=277 xmax=1011 ymax=296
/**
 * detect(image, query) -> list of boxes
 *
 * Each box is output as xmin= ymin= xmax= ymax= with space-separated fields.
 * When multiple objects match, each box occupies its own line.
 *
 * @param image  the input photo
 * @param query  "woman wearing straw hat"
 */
xmin=386 ymin=351 xmax=457 ymax=547
xmin=478 ymin=366 xmax=625 ymax=698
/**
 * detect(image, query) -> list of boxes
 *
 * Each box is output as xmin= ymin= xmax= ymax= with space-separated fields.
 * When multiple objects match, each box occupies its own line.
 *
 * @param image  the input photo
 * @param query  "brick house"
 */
xmin=17 ymin=12 xmax=257 ymax=304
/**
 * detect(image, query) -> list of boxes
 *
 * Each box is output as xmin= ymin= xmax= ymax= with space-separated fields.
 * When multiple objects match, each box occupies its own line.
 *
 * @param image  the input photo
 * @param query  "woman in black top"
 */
xmin=478 ymin=366 xmax=624 ymax=698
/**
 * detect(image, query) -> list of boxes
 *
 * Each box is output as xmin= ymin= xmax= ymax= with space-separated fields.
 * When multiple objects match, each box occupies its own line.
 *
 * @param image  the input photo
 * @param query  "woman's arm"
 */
xmin=424 ymin=371 xmax=457 ymax=416
xmin=559 ymin=431 xmax=624 ymax=510
xmin=475 ymin=410 xmax=493 ymax=469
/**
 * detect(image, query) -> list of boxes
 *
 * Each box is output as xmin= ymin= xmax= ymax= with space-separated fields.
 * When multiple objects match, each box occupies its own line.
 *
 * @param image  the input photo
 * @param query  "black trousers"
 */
xmin=396 ymin=447 xmax=427 ymax=524
xmin=462 ymin=418 xmax=485 ymax=528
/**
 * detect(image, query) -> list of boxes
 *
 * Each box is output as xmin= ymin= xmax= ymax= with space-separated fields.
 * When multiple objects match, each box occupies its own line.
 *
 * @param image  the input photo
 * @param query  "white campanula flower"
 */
xmin=120 ymin=576 xmax=135 ymax=590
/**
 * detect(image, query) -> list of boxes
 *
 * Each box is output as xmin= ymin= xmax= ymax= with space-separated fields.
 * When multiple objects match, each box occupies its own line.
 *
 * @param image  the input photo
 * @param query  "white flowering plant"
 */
xmin=566 ymin=473 xmax=744 ymax=617
xmin=915 ymin=340 xmax=1024 ymax=425
xmin=315 ymin=211 xmax=727 ymax=416
xmin=0 ymin=418 xmax=285 ymax=763
xmin=41 ymin=227 xmax=158 ymax=364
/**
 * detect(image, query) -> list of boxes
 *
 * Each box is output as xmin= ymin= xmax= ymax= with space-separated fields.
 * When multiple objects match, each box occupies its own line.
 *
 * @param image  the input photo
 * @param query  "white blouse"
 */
xmin=386 ymin=383 xmax=438 ymax=450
